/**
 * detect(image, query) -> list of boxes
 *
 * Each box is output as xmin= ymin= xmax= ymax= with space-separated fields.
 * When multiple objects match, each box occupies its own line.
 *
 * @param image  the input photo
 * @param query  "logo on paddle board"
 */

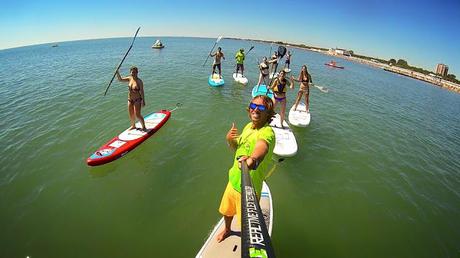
xmin=95 ymin=148 xmax=114 ymax=157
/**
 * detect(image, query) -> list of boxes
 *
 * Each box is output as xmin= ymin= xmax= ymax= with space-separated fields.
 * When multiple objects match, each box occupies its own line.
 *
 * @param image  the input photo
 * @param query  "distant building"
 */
xmin=328 ymin=48 xmax=354 ymax=56
xmin=436 ymin=64 xmax=449 ymax=77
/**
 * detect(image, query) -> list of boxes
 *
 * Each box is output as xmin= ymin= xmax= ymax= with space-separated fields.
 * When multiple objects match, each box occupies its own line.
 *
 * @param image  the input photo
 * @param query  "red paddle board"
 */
xmin=87 ymin=110 xmax=171 ymax=166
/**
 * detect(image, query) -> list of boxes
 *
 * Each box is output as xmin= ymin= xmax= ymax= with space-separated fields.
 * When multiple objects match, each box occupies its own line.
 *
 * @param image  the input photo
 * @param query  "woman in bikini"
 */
xmin=257 ymin=57 xmax=270 ymax=86
xmin=269 ymin=70 xmax=293 ymax=128
xmin=291 ymin=65 xmax=313 ymax=112
xmin=116 ymin=66 xmax=147 ymax=131
xmin=257 ymin=57 xmax=278 ymax=86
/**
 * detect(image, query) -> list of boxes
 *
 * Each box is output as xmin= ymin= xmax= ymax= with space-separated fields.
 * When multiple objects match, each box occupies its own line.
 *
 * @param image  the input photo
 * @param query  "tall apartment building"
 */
xmin=436 ymin=64 xmax=449 ymax=77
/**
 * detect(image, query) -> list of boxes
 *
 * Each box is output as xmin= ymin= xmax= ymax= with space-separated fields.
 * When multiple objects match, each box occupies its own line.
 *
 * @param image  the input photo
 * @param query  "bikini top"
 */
xmin=128 ymin=84 xmax=140 ymax=92
xmin=301 ymin=74 xmax=310 ymax=83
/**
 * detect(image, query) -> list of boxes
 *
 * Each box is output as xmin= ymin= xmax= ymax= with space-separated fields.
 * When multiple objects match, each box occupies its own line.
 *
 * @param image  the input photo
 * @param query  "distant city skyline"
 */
xmin=1 ymin=0 xmax=459 ymax=76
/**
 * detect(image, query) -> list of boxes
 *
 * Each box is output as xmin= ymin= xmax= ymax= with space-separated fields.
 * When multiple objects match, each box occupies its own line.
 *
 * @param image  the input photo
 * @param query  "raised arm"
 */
xmin=291 ymin=74 xmax=301 ymax=82
xmin=116 ymin=70 xmax=130 ymax=83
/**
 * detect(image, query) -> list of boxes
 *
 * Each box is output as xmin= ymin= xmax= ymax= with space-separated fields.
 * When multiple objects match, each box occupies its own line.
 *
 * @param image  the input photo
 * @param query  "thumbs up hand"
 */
xmin=226 ymin=122 xmax=239 ymax=149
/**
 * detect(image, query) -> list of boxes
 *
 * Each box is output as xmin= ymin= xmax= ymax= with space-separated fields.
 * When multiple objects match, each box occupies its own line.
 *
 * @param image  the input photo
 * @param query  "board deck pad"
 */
xmin=232 ymin=73 xmax=248 ymax=85
xmin=209 ymin=74 xmax=224 ymax=87
xmin=196 ymin=182 xmax=273 ymax=258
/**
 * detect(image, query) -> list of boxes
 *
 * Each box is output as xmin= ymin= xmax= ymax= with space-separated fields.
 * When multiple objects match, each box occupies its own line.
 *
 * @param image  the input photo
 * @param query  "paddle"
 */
xmin=104 ymin=27 xmax=141 ymax=96
xmin=245 ymin=46 xmax=254 ymax=56
xmin=240 ymin=160 xmax=275 ymax=258
xmin=312 ymin=84 xmax=329 ymax=93
xmin=169 ymin=102 xmax=183 ymax=112
xmin=202 ymin=36 xmax=223 ymax=67
xmin=266 ymin=45 xmax=287 ymax=92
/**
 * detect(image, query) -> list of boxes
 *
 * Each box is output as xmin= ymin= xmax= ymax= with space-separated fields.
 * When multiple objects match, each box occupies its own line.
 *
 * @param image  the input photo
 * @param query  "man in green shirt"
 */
xmin=216 ymin=95 xmax=275 ymax=242
xmin=235 ymin=48 xmax=245 ymax=76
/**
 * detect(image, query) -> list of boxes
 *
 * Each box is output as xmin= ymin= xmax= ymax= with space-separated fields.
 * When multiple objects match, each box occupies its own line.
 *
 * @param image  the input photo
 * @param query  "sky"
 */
xmin=1 ymin=0 xmax=459 ymax=76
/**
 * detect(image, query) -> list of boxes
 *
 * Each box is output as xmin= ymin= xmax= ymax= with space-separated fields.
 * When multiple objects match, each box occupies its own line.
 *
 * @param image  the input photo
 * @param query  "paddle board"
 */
xmin=251 ymin=84 xmax=273 ymax=99
xmin=283 ymin=68 xmax=291 ymax=73
xmin=288 ymin=102 xmax=311 ymax=127
xmin=269 ymin=113 xmax=298 ymax=157
xmin=209 ymin=73 xmax=225 ymax=87
xmin=86 ymin=110 xmax=171 ymax=166
xmin=196 ymin=182 xmax=273 ymax=258
xmin=232 ymin=73 xmax=248 ymax=85
xmin=324 ymin=63 xmax=344 ymax=69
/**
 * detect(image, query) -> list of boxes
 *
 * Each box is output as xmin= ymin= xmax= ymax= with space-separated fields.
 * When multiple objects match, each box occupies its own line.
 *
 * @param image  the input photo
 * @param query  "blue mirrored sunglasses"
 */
xmin=249 ymin=102 xmax=267 ymax=111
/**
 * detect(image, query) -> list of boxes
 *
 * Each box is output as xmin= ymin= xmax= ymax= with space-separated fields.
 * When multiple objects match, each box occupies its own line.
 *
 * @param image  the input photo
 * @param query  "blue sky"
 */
xmin=1 ymin=0 xmax=459 ymax=75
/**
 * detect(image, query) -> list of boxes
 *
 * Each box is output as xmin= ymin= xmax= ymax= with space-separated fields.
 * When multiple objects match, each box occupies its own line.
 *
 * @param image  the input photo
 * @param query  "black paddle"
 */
xmin=266 ymin=45 xmax=287 ymax=94
xmin=241 ymin=160 xmax=276 ymax=258
xmin=169 ymin=102 xmax=183 ymax=112
xmin=202 ymin=36 xmax=223 ymax=67
xmin=246 ymin=46 xmax=254 ymax=56
xmin=104 ymin=27 xmax=141 ymax=96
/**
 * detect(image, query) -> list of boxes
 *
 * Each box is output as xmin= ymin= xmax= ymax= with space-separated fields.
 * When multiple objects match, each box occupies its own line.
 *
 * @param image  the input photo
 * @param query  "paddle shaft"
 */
xmin=241 ymin=161 xmax=275 ymax=258
xmin=246 ymin=46 xmax=254 ymax=56
xmin=266 ymin=45 xmax=287 ymax=92
xmin=203 ymin=36 xmax=222 ymax=66
xmin=104 ymin=27 xmax=141 ymax=96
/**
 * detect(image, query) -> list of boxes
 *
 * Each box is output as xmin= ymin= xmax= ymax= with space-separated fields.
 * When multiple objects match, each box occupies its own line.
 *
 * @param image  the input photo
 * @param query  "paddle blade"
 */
xmin=277 ymin=46 xmax=287 ymax=58
xmin=216 ymin=36 xmax=223 ymax=43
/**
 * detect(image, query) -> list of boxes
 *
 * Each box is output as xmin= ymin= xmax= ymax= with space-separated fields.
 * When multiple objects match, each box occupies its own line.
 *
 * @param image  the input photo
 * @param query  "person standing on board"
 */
xmin=257 ymin=57 xmax=277 ymax=86
xmin=269 ymin=51 xmax=278 ymax=74
xmin=216 ymin=95 xmax=275 ymax=242
xmin=210 ymin=47 xmax=225 ymax=79
xmin=284 ymin=51 xmax=292 ymax=70
xmin=235 ymin=48 xmax=245 ymax=76
xmin=116 ymin=66 xmax=147 ymax=131
xmin=257 ymin=57 xmax=270 ymax=86
xmin=291 ymin=65 xmax=313 ymax=112
xmin=269 ymin=70 xmax=294 ymax=128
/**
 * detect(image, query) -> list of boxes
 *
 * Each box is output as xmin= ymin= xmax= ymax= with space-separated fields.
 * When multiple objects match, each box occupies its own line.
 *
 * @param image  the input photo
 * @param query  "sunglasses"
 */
xmin=249 ymin=102 xmax=267 ymax=111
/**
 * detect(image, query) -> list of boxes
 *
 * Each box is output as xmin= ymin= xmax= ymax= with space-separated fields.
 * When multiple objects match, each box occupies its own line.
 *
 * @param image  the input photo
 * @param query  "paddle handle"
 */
xmin=241 ymin=161 xmax=275 ymax=258
xmin=104 ymin=27 xmax=140 ymax=96
xmin=202 ymin=42 xmax=217 ymax=67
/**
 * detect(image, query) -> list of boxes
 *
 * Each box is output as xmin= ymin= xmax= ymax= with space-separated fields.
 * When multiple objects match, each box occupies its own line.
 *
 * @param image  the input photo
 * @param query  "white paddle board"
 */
xmin=232 ymin=73 xmax=248 ymax=85
xmin=196 ymin=182 xmax=273 ymax=258
xmin=288 ymin=102 xmax=311 ymax=127
xmin=269 ymin=113 xmax=297 ymax=157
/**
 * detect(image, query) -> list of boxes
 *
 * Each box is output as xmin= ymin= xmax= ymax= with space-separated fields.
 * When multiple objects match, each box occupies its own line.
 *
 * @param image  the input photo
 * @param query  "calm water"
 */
xmin=1 ymin=37 xmax=459 ymax=258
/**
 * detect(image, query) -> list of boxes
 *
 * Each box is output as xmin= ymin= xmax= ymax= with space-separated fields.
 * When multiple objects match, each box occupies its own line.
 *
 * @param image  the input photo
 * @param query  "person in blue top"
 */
xmin=216 ymin=95 xmax=275 ymax=242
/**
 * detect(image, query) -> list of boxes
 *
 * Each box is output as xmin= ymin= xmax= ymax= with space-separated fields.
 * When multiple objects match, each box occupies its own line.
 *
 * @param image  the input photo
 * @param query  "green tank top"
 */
xmin=235 ymin=51 xmax=245 ymax=64
xmin=228 ymin=123 xmax=275 ymax=196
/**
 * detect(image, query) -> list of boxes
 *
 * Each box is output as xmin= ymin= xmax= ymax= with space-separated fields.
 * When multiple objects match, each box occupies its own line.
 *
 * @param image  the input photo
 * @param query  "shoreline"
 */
xmin=229 ymin=37 xmax=460 ymax=94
